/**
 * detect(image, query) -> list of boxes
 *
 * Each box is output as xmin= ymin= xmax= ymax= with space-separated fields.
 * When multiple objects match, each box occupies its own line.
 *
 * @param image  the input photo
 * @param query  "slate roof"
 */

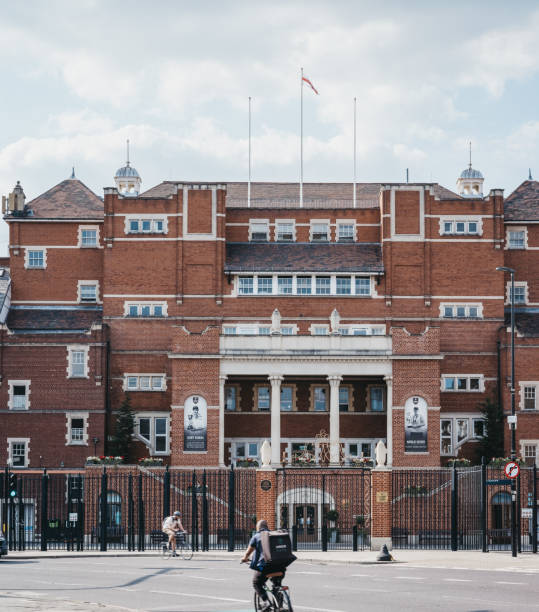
xmin=225 ymin=242 xmax=384 ymax=273
xmin=141 ymin=181 xmax=461 ymax=207
xmin=504 ymin=180 xmax=539 ymax=221
xmin=25 ymin=179 xmax=103 ymax=219
xmin=7 ymin=307 xmax=102 ymax=333
xmin=514 ymin=312 xmax=539 ymax=337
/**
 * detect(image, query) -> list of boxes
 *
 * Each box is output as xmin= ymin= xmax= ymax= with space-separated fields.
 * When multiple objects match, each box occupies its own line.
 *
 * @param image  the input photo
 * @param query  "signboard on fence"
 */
xmin=184 ymin=395 xmax=207 ymax=452
xmin=404 ymin=396 xmax=428 ymax=452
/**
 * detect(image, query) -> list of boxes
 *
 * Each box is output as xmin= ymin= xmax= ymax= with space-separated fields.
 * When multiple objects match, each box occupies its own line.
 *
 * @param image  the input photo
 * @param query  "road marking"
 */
xmin=444 ymin=578 xmax=472 ymax=582
xmin=149 ymin=589 xmax=249 ymax=603
xmin=296 ymin=571 xmax=324 ymax=575
xmin=187 ymin=575 xmax=226 ymax=582
xmin=349 ymin=574 xmax=370 ymax=577
xmin=496 ymin=581 xmax=526 ymax=585
xmin=395 ymin=576 xmax=424 ymax=580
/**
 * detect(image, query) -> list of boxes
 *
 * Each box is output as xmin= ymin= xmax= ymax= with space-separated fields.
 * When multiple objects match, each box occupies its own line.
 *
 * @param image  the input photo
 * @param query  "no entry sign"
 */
xmin=504 ymin=461 xmax=520 ymax=479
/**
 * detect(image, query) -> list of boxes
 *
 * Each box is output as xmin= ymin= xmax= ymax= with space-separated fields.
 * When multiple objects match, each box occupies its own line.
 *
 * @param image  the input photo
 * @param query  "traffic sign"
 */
xmin=504 ymin=461 xmax=520 ymax=479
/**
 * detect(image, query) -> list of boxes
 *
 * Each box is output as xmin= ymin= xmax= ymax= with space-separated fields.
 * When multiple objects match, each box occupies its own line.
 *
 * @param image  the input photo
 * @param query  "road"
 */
xmin=1 ymin=555 xmax=539 ymax=611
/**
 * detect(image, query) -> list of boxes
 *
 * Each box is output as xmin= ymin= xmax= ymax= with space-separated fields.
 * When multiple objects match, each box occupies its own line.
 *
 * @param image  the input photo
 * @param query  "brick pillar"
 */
xmin=255 ymin=468 xmax=278 ymax=529
xmin=370 ymin=467 xmax=392 ymax=550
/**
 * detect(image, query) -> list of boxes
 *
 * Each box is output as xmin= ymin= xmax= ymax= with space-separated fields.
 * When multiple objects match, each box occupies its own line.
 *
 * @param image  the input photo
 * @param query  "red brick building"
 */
xmin=1 ymin=161 xmax=537 ymax=469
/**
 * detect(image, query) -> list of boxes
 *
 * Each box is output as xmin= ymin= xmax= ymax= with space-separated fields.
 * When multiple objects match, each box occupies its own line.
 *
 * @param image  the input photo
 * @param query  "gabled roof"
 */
xmin=7 ymin=306 xmax=102 ymax=333
xmin=504 ymin=180 xmax=539 ymax=221
xmin=26 ymin=178 xmax=103 ymax=219
xmin=225 ymin=242 xmax=384 ymax=273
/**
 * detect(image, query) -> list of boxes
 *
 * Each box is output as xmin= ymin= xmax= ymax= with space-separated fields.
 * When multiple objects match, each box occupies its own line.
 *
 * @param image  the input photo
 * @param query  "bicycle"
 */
xmin=253 ymin=570 xmax=293 ymax=612
xmin=161 ymin=532 xmax=193 ymax=560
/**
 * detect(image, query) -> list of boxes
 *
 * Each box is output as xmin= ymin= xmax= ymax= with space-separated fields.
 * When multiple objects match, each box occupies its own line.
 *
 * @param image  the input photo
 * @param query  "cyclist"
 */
xmin=241 ymin=519 xmax=286 ymax=611
xmin=162 ymin=511 xmax=186 ymax=557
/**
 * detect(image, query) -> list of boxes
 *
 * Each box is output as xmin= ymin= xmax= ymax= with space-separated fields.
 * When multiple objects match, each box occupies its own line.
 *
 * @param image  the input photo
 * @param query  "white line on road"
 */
xmin=496 ymin=581 xmax=527 ymax=585
xmin=444 ymin=578 xmax=472 ymax=582
xmin=296 ymin=571 xmax=324 ymax=575
xmin=395 ymin=576 xmax=424 ymax=580
xmin=188 ymin=575 xmax=226 ymax=582
xmin=149 ymin=589 xmax=249 ymax=604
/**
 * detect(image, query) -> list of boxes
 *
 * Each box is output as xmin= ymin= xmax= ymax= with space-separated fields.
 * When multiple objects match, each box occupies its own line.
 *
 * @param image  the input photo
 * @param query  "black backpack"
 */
xmin=260 ymin=530 xmax=297 ymax=570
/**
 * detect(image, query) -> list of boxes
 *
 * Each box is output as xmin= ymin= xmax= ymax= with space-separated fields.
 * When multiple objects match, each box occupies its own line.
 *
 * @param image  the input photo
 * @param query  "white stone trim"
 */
xmin=123 ymin=374 xmax=167 ymax=391
xmin=439 ymin=216 xmax=483 ymax=236
xmin=441 ymin=374 xmax=485 ymax=393
xmin=505 ymin=281 xmax=528 ymax=306
xmin=390 ymin=186 xmax=425 ymax=241
xmin=78 ymin=225 xmax=100 ymax=247
xmin=519 ymin=439 xmax=539 ymax=465
xmin=183 ymin=186 xmax=217 ymax=238
xmin=24 ymin=247 xmax=47 ymax=269
xmin=519 ymin=382 xmax=538 ymax=411
xmin=274 ymin=219 xmax=296 ymax=242
xmin=123 ymin=301 xmax=168 ymax=317
xmin=309 ymin=218 xmax=331 ymax=242
xmin=124 ymin=215 xmax=168 ymax=235
xmin=336 ymin=219 xmax=357 ymax=242
xmin=65 ymin=412 xmax=89 ymax=446
xmin=505 ymin=226 xmax=527 ymax=250
xmin=7 ymin=437 xmax=30 ymax=467
xmin=8 ymin=380 xmax=31 ymax=411
xmin=439 ymin=302 xmax=483 ymax=319
xmin=66 ymin=345 xmax=90 ymax=379
xmin=134 ymin=411 xmax=170 ymax=455
xmin=77 ymin=280 xmax=101 ymax=304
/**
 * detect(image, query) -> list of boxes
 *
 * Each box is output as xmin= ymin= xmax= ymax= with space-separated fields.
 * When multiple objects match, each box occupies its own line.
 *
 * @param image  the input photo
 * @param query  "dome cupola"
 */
xmin=114 ymin=140 xmax=141 ymax=196
xmin=456 ymin=142 xmax=484 ymax=197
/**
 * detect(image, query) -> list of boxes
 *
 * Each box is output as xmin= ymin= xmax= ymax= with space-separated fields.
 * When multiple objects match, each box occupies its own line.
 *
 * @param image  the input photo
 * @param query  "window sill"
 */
xmin=67 ymin=441 xmax=87 ymax=446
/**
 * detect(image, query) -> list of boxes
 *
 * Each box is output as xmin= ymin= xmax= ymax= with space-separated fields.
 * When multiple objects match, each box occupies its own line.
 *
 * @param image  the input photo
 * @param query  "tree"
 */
xmin=477 ymin=396 xmax=504 ymax=462
xmin=113 ymin=393 xmax=135 ymax=461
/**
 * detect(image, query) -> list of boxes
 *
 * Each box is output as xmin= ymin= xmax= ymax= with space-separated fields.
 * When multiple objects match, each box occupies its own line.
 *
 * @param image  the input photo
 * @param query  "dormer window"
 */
xmin=249 ymin=220 xmax=269 ymax=242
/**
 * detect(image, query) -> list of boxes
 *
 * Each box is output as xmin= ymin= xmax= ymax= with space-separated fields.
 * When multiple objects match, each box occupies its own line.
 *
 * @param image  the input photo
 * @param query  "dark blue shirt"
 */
xmin=248 ymin=529 xmax=268 ymax=571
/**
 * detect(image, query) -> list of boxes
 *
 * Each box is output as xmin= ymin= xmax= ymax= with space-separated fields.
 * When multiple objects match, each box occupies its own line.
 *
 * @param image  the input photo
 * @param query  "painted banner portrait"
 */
xmin=184 ymin=395 xmax=207 ymax=451
xmin=404 ymin=396 xmax=428 ymax=452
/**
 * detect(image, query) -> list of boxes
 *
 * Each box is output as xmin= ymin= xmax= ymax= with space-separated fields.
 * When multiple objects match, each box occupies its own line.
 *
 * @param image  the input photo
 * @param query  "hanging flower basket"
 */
xmin=138 ymin=457 xmax=164 ymax=466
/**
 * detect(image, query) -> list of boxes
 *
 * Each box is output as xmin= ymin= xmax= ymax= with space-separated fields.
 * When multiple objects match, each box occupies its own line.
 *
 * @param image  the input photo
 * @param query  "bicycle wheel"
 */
xmin=161 ymin=542 xmax=171 ymax=560
xmin=280 ymin=589 xmax=293 ymax=612
xmin=254 ymin=591 xmax=277 ymax=611
xmin=178 ymin=541 xmax=193 ymax=560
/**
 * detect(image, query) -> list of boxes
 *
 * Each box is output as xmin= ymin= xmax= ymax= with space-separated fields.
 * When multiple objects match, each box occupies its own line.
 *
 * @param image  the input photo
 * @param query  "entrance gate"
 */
xmin=276 ymin=468 xmax=371 ymax=551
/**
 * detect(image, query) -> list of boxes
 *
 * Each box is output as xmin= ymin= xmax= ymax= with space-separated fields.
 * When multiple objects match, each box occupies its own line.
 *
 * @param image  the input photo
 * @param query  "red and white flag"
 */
xmin=302 ymin=74 xmax=319 ymax=95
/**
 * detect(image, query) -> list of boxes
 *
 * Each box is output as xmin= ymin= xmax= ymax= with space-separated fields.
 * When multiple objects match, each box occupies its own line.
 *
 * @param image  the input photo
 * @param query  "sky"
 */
xmin=1 ymin=0 xmax=539 ymax=253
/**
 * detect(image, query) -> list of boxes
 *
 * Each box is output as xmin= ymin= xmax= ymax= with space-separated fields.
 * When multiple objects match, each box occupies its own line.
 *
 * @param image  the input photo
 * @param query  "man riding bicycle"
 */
xmin=241 ymin=519 xmax=286 ymax=611
xmin=162 ymin=511 xmax=186 ymax=557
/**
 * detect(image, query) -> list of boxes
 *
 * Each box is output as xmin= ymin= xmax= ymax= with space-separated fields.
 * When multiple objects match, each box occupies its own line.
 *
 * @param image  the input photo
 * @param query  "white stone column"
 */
xmin=219 ymin=375 xmax=227 ymax=466
xmin=328 ymin=375 xmax=342 ymax=465
xmin=384 ymin=375 xmax=393 ymax=467
xmin=269 ymin=375 xmax=283 ymax=466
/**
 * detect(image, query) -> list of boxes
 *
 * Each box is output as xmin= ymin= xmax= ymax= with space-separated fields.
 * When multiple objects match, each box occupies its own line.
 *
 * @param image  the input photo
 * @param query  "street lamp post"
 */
xmin=496 ymin=266 xmax=517 ymax=558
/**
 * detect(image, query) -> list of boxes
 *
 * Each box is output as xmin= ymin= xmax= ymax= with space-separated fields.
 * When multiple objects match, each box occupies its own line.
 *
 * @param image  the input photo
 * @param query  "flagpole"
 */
xmin=248 ymin=96 xmax=251 ymax=208
xmin=353 ymin=97 xmax=357 ymax=209
xmin=300 ymin=67 xmax=303 ymax=208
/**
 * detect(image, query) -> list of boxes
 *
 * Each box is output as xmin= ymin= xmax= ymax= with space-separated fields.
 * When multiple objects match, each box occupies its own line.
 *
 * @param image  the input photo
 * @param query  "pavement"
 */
xmin=4 ymin=548 xmax=539 ymax=572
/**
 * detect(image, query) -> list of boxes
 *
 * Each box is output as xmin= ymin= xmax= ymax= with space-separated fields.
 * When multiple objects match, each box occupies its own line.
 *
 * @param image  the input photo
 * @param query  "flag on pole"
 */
xmin=302 ymin=74 xmax=319 ymax=95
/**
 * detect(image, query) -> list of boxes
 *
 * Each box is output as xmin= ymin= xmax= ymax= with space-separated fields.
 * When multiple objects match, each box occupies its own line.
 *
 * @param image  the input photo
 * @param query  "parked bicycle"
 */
xmin=253 ymin=570 xmax=293 ymax=612
xmin=161 ymin=532 xmax=193 ymax=560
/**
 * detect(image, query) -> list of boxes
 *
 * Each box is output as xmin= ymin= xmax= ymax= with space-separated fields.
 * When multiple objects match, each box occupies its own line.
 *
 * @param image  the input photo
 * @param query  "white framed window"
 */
xmin=124 ymin=302 xmax=167 ymax=317
xmin=336 ymin=276 xmax=352 ymax=295
xmin=339 ymin=386 xmax=351 ymax=412
xmin=125 ymin=216 xmax=167 ymax=235
xmin=519 ymin=383 xmax=538 ymax=411
xmin=238 ymin=277 xmax=254 ymax=295
xmin=277 ymin=276 xmax=293 ymax=294
xmin=440 ymin=218 xmax=482 ymax=236
xmin=367 ymin=386 xmax=385 ymax=412
xmin=280 ymin=385 xmax=295 ymax=412
xmin=311 ymin=385 xmax=328 ymax=412
xmin=340 ymin=325 xmax=385 ymax=336
xmin=315 ymin=276 xmax=331 ymax=295
xmin=65 ymin=412 xmax=89 ymax=446
xmin=337 ymin=221 xmax=356 ymax=242
xmin=440 ymin=303 xmax=483 ymax=319
xmin=232 ymin=440 xmax=260 ymax=465
xmin=506 ymin=227 xmax=527 ymax=250
xmin=136 ymin=413 xmax=170 ymax=455
xmin=281 ymin=325 xmax=297 ymax=335
xmin=297 ymin=276 xmax=312 ymax=295
xmin=249 ymin=219 xmax=269 ymax=241
xmin=123 ymin=374 xmax=166 ymax=391
xmin=225 ymin=385 xmax=239 ymax=411
xmin=222 ymin=324 xmax=273 ymax=335
xmin=441 ymin=375 xmax=484 ymax=392
xmin=78 ymin=281 xmax=99 ymax=303
xmin=310 ymin=325 xmax=329 ymax=336
xmin=8 ymin=438 xmax=30 ymax=467
xmin=506 ymin=282 xmax=528 ymax=305
xmin=355 ymin=277 xmax=371 ymax=296
xmin=275 ymin=220 xmax=295 ymax=242
xmin=78 ymin=225 xmax=100 ymax=247
xmin=67 ymin=345 xmax=89 ymax=378
xmin=255 ymin=385 xmax=270 ymax=411
xmin=257 ymin=276 xmax=273 ymax=294
xmin=472 ymin=418 xmax=486 ymax=438
xmin=441 ymin=420 xmax=453 ymax=455
xmin=310 ymin=220 xmax=330 ymax=242
xmin=24 ymin=248 xmax=46 ymax=269
xmin=346 ymin=441 xmax=375 ymax=460
xmin=8 ymin=380 xmax=30 ymax=411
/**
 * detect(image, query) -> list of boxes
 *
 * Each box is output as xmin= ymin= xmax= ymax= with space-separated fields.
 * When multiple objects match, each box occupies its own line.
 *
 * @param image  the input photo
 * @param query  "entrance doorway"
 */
xmin=491 ymin=491 xmax=511 ymax=546
xmin=294 ymin=504 xmax=318 ymax=542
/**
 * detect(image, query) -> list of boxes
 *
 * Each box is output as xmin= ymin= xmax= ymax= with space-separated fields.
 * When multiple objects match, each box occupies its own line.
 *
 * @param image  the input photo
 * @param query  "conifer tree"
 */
xmin=113 ymin=393 xmax=135 ymax=461
xmin=478 ymin=396 xmax=504 ymax=462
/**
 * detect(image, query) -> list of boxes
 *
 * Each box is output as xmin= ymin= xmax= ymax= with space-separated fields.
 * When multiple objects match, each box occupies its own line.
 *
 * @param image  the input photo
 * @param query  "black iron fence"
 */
xmin=276 ymin=467 xmax=371 ymax=551
xmin=392 ymin=464 xmax=538 ymax=552
xmin=1 ymin=467 xmax=256 ymax=552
